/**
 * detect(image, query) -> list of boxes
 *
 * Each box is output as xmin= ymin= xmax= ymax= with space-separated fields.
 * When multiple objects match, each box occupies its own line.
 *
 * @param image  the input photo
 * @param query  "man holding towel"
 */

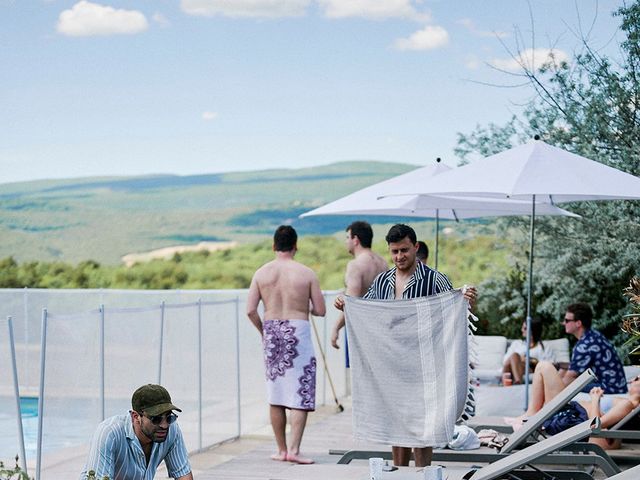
xmin=247 ymin=225 xmax=326 ymax=464
xmin=336 ymin=223 xmax=476 ymax=467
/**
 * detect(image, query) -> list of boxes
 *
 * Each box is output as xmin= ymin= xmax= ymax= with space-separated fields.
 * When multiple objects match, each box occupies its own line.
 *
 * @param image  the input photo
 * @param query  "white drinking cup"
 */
xmin=368 ymin=457 xmax=384 ymax=480
xmin=423 ymin=465 xmax=443 ymax=480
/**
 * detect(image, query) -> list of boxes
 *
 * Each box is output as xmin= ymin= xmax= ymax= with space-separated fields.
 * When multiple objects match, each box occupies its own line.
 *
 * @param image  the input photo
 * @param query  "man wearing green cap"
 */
xmin=80 ymin=384 xmax=193 ymax=480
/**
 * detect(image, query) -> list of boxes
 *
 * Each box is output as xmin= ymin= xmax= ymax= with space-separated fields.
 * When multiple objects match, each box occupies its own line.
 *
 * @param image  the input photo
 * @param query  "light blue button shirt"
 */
xmin=80 ymin=412 xmax=191 ymax=480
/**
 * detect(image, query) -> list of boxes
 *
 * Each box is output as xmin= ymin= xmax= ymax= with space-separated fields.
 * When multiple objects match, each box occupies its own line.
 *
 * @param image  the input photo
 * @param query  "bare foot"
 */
xmin=271 ymin=452 xmax=287 ymax=461
xmin=503 ymin=415 xmax=528 ymax=431
xmin=286 ymin=452 xmax=314 ymax=464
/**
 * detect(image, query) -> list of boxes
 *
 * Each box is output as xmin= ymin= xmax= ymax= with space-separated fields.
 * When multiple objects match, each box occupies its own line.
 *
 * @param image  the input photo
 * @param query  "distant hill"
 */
xmin=0 ymin=161 xmax=424 ymax=264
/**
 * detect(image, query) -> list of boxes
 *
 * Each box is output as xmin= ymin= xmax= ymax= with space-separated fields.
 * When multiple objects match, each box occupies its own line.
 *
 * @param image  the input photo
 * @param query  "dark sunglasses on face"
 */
xmin=141 ymin=412 xmax=178 ymax=425
xmin=561 ymin=317 xmax=577 ymax=324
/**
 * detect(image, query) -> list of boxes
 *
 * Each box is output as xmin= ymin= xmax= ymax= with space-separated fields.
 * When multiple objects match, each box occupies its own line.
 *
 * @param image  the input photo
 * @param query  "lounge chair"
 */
xmin=500 ymin=368 xmax=597 ymax=452
xmin=576 ymin=403 xmax=640 ymax=465
xmin=466 ymin=368 xmax=597 ymax=444
xmin=468 ymin=418 xmax=600 ymax=480
xmin=334 ymin=369 xmax=622 ymax=475
xmin=599 ymin=464 xmax=640 ymax=480
xmin=284 ymin=419 xmax=601 ymax=480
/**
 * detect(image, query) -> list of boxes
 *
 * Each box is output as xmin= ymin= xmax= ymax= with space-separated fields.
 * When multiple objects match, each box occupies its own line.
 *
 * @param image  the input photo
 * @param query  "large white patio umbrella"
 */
xmin=381 ymin=139 xmax=640 ymax=405
xmin=301 ymin=159 xmax=578 ymax=269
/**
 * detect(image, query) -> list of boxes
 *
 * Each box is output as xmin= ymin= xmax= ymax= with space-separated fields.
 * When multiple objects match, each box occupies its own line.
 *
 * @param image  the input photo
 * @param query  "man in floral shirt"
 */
xmin=561 ymin=303 xmax=627 ymax=394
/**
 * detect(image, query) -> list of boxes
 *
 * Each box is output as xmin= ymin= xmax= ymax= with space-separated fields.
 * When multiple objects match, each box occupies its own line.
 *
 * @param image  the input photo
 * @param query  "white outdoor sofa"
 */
xmin=472 ymin=335 xmax=571 ymax=384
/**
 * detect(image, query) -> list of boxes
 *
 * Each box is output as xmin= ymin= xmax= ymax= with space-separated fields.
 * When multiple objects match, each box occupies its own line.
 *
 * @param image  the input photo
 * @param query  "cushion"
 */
xmin=542 ymin=338 xmax=570 ymax=363
xmin=472 ymin=335 xmax=507 ymax=383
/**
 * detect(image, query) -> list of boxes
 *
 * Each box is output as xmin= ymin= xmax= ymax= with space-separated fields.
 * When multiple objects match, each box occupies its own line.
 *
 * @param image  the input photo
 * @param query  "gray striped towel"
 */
xmin=344 ymin=289 xmax=471 ymax=447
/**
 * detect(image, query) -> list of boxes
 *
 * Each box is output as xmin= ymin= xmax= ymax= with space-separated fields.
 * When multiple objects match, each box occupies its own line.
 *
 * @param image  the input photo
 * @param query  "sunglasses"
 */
xmin=627 ymin=375 xmax=640 ymax=385
xmin=561 ymin=317 xmax=577 ymax=323
xmin=140 ymin=412 xmax=178 ymax=425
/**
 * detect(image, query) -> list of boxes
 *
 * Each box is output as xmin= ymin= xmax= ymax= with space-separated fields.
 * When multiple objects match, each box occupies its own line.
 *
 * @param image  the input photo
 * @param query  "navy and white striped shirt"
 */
xmin=80 ymin=412 xmax=191 ymax=480
xmin=364 ymin=261 xmax=453 ymax=300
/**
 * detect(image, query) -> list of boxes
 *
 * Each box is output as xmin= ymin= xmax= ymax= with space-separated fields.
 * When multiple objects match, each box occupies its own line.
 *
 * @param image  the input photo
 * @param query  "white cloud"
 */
xmin=490 ymin=48 xmax=569 ymax=72
xmin=318 ymin=0 xmax=429 ymax=21
xmin=464 ymin=55 xmax=480 ymax=70
xmin=180 ymin=0 xmax=310 ymax=18
xmin=394 ymin=25 xmax=449 ymax=51
xmin=202 ymin=111 xmax=218 ymax=121
xmin=57 ymin=1 xmax=148 ymax=37
xmin=152 ymin=12 xmax=170 ymax=27
xmin=457 ymin=18 xmax=508 ymax=39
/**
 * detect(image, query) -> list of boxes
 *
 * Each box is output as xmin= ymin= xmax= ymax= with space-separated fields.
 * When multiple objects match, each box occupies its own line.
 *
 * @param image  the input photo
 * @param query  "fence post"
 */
xmin=36 ymin=308 xmax=48 ymax=480
xmin=158 ymin=301 xmax=165 ymax=384
xmin=235 ymin=296 xmax=241 ymax=437
xmin=197 ymin=298 xmax=203 ymax=450
xmin=23 ymin=287 xmax=29 ymax=391
xmin=321 ymin=293 xmax=328 ymax=406
xmin=100 ymin=304 xmax=105 ymax=421
xmin=8 ymin=316 xmax=28 ymax=474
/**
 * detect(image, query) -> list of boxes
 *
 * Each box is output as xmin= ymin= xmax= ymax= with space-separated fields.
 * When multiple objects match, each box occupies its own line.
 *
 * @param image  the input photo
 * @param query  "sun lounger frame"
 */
xmin=500 ymin=368 xmax=596 ymax=453
xmin=336 ymin=419 xmax=607 ymax=480
xmin=600 ymin=464 xmax=640 ymax=480
xmin=334 ymin=446 xmax=620 ymax=476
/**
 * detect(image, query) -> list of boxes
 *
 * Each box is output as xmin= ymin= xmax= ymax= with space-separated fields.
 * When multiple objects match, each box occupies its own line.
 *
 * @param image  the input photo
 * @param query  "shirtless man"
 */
xmin=330 ymin=221 xmax=387 ymax=350
xmin=335 ymin=224 xmax=477 ymax=467
xmin=247 ymin=225 xmax=326 ymax=465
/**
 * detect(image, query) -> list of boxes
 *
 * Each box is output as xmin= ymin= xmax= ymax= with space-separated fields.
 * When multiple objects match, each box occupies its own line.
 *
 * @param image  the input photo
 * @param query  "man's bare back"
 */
xmin=331 ymin=249 xmax=387 ymax=349
xmin=345 ymin=250 xmax=388 ymax=297
xmin=247 ymin=226 xmax=326 ymax=464
xmin=247 ymin=254 xmax=326 ymax=333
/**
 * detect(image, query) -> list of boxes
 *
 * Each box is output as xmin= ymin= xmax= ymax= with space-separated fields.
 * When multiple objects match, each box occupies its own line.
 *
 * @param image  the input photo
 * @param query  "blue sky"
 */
xmin=0 ymin=0 xmax=625 ymax=184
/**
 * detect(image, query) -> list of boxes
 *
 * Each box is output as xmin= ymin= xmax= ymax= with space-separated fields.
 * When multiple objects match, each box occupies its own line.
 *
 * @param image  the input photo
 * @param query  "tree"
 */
xmin=0 ymin=257 xmax=19 ymax=288
xmin=458 ymin=3 xmax=640 ymax=358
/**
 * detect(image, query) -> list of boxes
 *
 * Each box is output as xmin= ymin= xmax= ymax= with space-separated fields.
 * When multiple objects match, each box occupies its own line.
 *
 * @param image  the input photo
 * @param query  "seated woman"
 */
xmin=506 ymin=361 xmax=640 ymax=449
xmin=502 ymin=317 xmax=555 ymax=384
xmin=582 ymin=382 xmax=640 ymax=449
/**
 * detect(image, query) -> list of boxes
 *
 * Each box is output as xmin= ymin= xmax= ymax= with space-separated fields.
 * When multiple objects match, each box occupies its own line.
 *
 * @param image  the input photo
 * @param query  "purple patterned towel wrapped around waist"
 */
xmin=263 ymin=319 xmax=316 ymax=411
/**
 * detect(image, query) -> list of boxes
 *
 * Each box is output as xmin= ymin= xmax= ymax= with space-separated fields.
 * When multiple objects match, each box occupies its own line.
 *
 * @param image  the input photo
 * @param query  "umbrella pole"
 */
xmin=524 ymin=196 xmax=536 ymax=411
xmin=435 ymin=210 xmax=440 ymax=270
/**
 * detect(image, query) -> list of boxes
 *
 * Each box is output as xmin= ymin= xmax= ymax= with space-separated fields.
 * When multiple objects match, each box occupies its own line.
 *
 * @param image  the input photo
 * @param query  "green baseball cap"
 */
xmin=131 ymin=384 xmax=182 ymax=417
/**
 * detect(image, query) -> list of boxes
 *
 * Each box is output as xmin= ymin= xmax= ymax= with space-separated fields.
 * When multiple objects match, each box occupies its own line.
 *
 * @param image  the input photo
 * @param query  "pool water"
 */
xmin=1 ymin=396 xmax=93 ymax=461
xmin=20 ymin=396 xmax=38 ymax=417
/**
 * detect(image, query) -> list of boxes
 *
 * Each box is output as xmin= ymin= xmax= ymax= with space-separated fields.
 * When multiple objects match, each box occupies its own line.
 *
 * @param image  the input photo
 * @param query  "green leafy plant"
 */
xmin=86 ymin=470 xmax=110 ymax=480
xmin=457 ymin=3 xmax=640 ymax=354
xmin=0 ymin=457 xmax=30 ymax=480
xmin=622 ymin=276 xmax=640 ymax=357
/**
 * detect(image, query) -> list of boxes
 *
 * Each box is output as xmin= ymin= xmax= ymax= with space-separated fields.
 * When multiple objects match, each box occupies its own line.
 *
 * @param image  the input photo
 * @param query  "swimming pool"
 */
xmin=0 ymin=397 xmax=37 ymax=463
xmin=0 ymin=396 xmax=97 ymax=464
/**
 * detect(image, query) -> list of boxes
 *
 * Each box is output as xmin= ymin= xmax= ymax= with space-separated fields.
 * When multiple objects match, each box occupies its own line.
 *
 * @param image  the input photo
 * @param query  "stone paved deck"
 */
xmin=40 ymin=393 xmax=638 ymax=479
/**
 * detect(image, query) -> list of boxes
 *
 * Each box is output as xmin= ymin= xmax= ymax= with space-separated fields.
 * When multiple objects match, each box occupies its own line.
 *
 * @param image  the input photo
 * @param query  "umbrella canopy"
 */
xmin=388 ymin=140 xmax=640 ymax=201
xmin=380 ymin=139 xmax=640 ymax=407
xmin=302 ymin=191 xmax=579 ymax=220
xmin=301 ymin=159 xmax=578 ymax=269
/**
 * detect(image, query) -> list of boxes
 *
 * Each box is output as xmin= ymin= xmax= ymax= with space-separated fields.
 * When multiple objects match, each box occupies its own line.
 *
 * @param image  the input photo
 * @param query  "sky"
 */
xmin=0 ymin=0 xmax=627 ymax=185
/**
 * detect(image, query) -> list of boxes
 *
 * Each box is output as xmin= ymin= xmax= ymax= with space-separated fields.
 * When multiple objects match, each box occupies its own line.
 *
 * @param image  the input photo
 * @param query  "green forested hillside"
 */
xmin=1 ymin=159 xmax=524 ymax=321
xmin=0 ymin=227 xmax=514 ymax=291
xmin=0 ymin=161 xmax=417 ymax=263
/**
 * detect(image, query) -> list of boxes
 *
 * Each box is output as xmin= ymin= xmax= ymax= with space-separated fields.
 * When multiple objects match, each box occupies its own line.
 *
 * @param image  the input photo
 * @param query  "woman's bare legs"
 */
xmin=524 ymin=361 xmax=566 ymax=416
xmin=503 ymin=352 xmax=525 ymax=384
xmin=505 ymin=360 xmax=566 ymax=427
